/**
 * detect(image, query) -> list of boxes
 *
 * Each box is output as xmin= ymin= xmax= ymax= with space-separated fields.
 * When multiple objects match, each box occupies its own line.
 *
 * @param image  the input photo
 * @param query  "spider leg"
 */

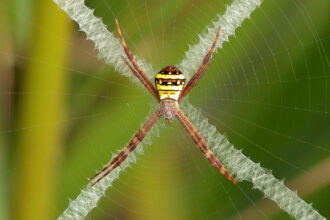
xmin=121 ymin=56 xmax=146 ymax=85
xmin=176 ymin=109 xmax=237 ymax=184
xmin=178 ymin=27 xmax=221 ymax=102
xmin=115 ymin=19 xmax=160 ymax=101
xmin=90 ymin=108 xmax=161 ymax=186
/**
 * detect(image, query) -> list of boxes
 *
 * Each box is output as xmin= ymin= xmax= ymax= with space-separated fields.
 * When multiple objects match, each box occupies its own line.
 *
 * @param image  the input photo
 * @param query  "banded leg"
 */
xmin=178 ymin=27 xmax=221 ymax=102
xmin=176 ymin=110 xmax=237 ymax=184
xmin=121 ymin=56 xmax=146 ymax=85
xmin=115 ymin=19 xmax=159 ymax=101
xmin=90 ymin=109 xmax=161 ymax=186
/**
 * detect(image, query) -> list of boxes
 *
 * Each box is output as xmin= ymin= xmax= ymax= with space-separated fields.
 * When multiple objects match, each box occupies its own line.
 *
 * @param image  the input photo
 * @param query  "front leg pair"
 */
xmin=116 ymin=19 xmax=221 ymax=104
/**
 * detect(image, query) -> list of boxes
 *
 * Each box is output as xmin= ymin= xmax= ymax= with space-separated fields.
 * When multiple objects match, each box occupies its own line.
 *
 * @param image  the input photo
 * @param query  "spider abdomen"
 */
xmin=155 ymin=65 xmax=186 ymax=101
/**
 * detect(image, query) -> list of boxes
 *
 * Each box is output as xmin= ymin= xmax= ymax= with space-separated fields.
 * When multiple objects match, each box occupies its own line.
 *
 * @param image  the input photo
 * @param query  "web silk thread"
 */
xmin=178 ymin=0 xmax=263 ymax=79
xmin=180 ymin=102 xmax=325 ymax=220
xmin=53 ymin=0 xmax=155 ymax=83
xmin=53 ymin=0 xmax=326 ymax=219
xmin=57 ymin=115 xmax=161 ymax=220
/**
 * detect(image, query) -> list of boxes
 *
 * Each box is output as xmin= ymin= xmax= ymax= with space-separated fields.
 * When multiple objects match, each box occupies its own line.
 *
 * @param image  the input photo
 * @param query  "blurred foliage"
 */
xmin=1 ymin=0 xmax=329 ymax=219
xmin=3 ymin=0 xmax=71 ymax=220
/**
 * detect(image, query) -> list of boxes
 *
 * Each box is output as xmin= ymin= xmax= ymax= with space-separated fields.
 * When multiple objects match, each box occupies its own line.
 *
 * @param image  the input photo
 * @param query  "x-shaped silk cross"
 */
xmin=53 ymin=0 xmax=326 ymax=219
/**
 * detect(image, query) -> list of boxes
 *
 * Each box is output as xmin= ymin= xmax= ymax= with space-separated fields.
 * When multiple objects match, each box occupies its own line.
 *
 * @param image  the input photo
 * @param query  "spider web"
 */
xmin=2 ymin=0 xmax=329 ymax=219
xmin=56 ymin=0 xmax=328 ymax=218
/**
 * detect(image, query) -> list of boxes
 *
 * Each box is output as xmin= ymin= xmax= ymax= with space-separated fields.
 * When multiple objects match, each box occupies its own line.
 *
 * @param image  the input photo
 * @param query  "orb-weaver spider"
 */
xmin=90 ymin=19 xmax=237 ymax=186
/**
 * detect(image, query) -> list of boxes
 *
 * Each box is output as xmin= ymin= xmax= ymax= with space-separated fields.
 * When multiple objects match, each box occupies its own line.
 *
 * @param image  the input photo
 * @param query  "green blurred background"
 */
xmin=1 ymin=0 xmax=329 ymax=219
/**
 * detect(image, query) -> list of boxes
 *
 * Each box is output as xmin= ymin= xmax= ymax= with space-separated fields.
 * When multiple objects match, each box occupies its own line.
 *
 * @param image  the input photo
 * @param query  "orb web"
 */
xmin=2 ymin=0 xmax=328 ymax=219
xmin=57 ymin=0 xmax=329 ymax=219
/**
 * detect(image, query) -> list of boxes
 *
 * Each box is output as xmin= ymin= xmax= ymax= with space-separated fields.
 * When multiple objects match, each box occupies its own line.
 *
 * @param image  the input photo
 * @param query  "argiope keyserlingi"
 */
xmin=90 ymin=19 xmax=237 ymax=186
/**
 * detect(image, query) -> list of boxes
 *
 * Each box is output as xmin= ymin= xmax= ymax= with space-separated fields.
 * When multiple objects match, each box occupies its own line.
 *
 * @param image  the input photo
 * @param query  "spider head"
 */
xmin=155 ymin=65 xmax=186 ymax=101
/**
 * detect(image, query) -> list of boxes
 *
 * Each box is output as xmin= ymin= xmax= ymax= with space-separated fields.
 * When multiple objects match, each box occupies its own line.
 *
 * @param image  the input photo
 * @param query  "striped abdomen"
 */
xmin=155 ymin=65 xmax=186 ymax=100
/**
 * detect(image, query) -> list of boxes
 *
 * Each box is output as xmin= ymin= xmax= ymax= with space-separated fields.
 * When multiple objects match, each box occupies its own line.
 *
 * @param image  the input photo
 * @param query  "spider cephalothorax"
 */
xmin=90 ymin=19 xmax=237 ymax=186
xmin=159 ymin=99 xmax=179 ymax=121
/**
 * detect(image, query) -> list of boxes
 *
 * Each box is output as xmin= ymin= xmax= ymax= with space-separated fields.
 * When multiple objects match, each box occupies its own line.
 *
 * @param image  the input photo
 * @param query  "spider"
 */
xmin=90 ymin=19 xmax=237 ymax=186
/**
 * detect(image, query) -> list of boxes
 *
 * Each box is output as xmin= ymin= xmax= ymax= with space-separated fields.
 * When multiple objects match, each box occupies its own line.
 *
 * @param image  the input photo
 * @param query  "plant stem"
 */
xmin=13 ymin=1 xmax=71 ymax=219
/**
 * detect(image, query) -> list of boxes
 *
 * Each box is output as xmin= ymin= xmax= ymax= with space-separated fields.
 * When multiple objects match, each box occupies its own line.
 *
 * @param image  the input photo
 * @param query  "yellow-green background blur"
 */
xmin=1 ymin=0 xmax=329 ymax=219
